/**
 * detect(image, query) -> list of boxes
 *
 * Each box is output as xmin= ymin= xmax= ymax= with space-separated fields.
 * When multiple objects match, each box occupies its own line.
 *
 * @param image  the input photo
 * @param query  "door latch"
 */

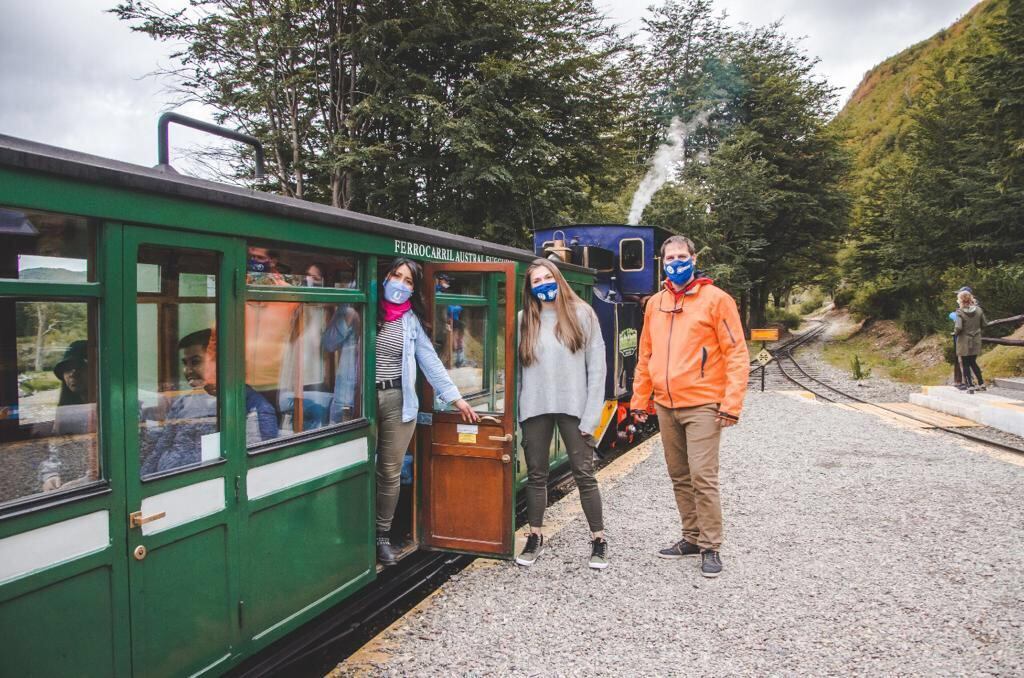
xmin=488 ymin=433 xmax=513 ymax=442
xmin=129 ymin=511 xmax=166 ymax=529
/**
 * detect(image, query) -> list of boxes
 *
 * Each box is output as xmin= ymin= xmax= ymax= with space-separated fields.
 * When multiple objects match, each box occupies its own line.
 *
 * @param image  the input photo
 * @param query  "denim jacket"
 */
xmin=396 ymin=310 xmax=462 ymax=422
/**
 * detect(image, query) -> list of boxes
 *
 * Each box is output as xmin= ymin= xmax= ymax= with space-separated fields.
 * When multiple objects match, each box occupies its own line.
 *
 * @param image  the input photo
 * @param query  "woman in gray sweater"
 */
xmin=516 ymin=259 xmax=608 ymax=569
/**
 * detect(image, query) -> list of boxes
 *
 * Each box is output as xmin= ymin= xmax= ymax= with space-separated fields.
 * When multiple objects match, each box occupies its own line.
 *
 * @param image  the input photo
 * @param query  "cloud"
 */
xmin=1 ymin=0 xmax=984 ymax=165
xmin=597 ymin=0 xmax=980 ymax=105
xmin=0 ymin=0 xmax=211 ymax=166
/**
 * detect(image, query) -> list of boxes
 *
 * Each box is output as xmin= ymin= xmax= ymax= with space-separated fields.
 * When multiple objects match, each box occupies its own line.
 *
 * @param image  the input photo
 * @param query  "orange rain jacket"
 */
xmin=630 ymin=278 xmax=750 ymax=420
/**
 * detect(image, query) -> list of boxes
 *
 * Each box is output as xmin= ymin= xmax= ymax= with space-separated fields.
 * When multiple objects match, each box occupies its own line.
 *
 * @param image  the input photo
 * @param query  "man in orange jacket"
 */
xmin=631 ymin=235 xmax=749 ymax=578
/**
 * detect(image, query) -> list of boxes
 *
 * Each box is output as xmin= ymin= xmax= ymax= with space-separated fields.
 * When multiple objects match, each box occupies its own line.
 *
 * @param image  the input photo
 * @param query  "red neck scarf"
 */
xmin=665 ymin=275 xmax=713 ymax=297
xmin=382 ymin=299 xmax=412 ymax=322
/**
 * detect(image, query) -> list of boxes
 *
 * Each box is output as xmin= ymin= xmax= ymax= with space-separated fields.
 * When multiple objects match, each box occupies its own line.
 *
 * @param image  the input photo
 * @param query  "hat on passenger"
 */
xmin=53 ymin=340 xmax=88 ymax=379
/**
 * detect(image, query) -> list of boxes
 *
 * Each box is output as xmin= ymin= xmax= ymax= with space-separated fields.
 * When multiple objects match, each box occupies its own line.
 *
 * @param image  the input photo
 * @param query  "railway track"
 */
xmin=755 ymin=323 xmax=1024 ymax=456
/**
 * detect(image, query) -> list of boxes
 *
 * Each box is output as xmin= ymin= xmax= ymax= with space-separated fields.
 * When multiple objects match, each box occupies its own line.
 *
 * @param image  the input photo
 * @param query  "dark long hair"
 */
xmin=379 ymin=257 xmax=431 ymax=332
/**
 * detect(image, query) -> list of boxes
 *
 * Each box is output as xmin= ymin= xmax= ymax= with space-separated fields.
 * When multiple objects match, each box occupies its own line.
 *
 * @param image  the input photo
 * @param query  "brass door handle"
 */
xmin=501 ymin=454 xmax=511 ymax=463
xmin=129 ymin=511 xmax=166 ymax=529
xmin=479 ymin=415 xmax=502 ymax=425
xmin=488 ymin=434 xmax=513 ymax=442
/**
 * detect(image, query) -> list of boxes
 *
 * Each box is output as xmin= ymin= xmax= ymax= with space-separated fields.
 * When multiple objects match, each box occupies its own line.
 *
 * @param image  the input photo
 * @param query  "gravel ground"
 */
xmin=339 ymin=391 xmax=1024 ymax=676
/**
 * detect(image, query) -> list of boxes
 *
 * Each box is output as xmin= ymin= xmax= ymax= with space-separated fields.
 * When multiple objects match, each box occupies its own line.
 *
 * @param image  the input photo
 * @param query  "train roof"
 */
xmin=0 ymin=134 xmax=592 ymax=274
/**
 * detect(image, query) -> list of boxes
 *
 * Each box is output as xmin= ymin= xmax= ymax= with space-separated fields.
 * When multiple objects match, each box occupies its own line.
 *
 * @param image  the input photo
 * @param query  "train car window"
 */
xmin=244 ymin=301 xmax=364 ymax=449
xmin=246 ymin=242 xmax=358 ymax=290
xmin=433 ymin=304 xmax=486 ymax=404
xmin=137 ymin=246 xmax=222 ymax=478
xmin=619 ymin=238 xmax=645 ymax=272
xmin=434 ymin=272 xmax=482 ymax=296
xmin=0 ymin=207 xmax=96 ymax=283
xmin=0 ymin=299 xmax=100 ymax=506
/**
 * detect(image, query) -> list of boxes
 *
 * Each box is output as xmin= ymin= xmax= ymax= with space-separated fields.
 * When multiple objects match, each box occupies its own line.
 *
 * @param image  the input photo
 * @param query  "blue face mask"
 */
xmin=383 ymin=279 xmax=413 ymax=304
xmin=532 ymin=281 xmax=558 ymax=302
xmin=664 ymin=259 xmax=694 ymax=285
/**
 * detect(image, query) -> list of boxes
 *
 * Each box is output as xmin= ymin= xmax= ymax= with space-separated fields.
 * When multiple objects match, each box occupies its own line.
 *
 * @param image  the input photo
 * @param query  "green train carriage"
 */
xmin=0 ymin=133 xmax=597 ymax=677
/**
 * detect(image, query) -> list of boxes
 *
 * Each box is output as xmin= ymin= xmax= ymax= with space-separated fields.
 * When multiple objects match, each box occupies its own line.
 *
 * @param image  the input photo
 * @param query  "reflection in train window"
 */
xmin=0 ymin=207 xmax=96 ymax=283
xmin=0 ymin=299 xmax=100 ymax=505
xmin=247 ymin=242 xmax=359 ymax=289
xmin=619 ymin=238 xmax=645 ymax=272
xmin=245 ymin=301 xmax=364 ymax=448
xmin=434 ymin=304 xmax=486 ymax=404
xmin=434 ymin=272 xmax=482 ymax=296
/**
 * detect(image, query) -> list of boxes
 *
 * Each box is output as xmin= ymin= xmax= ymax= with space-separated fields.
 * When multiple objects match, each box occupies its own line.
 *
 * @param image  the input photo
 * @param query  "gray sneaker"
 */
xmin=589 ymin=538 xmax=609 ymax=569
xmin=700 ymin=550 xmax=723 ymax=578
xmin=516 ymin=533 xmax=544 ymax=566
xmin=658 ymin=538 xmax=701 ymax=559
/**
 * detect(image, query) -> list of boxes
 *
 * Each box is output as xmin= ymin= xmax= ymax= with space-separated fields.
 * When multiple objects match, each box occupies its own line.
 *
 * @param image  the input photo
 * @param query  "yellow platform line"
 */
xmin=333 ymin=435 xmax=661 ymax=676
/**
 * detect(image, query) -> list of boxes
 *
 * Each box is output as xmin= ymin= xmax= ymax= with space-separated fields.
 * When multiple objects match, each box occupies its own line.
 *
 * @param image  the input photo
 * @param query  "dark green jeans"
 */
xmin=375 ymin=387 xmax=416 ymax=533
xmin=521 ymin=414 xmax=604 ymax=532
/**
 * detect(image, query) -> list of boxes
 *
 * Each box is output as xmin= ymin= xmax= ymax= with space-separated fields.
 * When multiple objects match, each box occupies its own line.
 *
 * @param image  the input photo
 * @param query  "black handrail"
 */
xmin=156 ymin=112 xmax=265 ymax=178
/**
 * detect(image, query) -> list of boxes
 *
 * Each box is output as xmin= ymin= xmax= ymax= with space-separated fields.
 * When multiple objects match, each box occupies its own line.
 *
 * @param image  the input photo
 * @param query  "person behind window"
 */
xmin=373 ymin=257 xmax=479 ymax=566
xmin=323 ymin=303 xmax=361 ymax=424
xmin=141 ymin=329 xmax=278 ymax=475
xmin=39 ymin=340 xmax=98 ymax=491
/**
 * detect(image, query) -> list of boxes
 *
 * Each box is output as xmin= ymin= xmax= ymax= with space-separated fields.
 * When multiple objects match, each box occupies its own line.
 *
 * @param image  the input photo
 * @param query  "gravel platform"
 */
xmin=338 ymin=391 xmax=1024 ymax=676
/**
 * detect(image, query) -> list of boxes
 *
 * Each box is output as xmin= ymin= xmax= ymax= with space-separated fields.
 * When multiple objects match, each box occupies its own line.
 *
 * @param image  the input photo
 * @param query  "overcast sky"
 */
xmin=0 ymin=0 xmax=979 ymax=169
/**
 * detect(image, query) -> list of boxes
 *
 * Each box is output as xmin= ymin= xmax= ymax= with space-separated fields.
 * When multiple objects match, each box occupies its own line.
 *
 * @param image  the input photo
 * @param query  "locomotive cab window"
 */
xmin=619 ymin=238 xmax=645 ymax=272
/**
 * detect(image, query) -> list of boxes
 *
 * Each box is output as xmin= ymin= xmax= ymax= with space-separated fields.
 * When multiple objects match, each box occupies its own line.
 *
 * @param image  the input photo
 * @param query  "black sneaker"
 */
xmin=700 ymin=550 xmax=723 ymax=578
xmin=516 ymin=533 xmax=544 ymax=566
xmin=658 ymin=538 xmax=701 ymax=559
xmin=376 ymin=533 xmax=397 ymax=567
xmin=589 ymin=538 xmax=609 ymax=569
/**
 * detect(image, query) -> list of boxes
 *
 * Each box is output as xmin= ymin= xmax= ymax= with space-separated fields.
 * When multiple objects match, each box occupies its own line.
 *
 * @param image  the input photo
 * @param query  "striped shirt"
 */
xmin=375 ymin=318 xmax=404 ymax=381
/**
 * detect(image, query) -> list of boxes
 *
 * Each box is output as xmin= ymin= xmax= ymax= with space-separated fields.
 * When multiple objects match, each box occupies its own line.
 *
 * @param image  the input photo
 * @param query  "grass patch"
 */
xmin=978 ymin=344 xmax=1024 ymax=378
xmin=820 ymin=334 xmax=951 ymax=385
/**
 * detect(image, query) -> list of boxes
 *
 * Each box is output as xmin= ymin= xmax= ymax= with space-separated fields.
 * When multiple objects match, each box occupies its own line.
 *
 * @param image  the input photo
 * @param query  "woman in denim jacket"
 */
xmin=374 ymin=257 xmax=478 ymax=565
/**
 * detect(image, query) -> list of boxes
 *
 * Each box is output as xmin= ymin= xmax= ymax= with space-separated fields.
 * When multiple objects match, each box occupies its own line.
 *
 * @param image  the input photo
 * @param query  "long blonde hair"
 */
xmin=519 ymin=259 xmax=591 ymax=367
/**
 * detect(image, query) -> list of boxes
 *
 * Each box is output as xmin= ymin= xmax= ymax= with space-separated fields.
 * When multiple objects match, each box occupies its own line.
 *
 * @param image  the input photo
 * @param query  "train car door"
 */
xmin=121 ymin=227 xmax=244 ymax=677
xmin=419 ymin=262 xmax=516 ymax=557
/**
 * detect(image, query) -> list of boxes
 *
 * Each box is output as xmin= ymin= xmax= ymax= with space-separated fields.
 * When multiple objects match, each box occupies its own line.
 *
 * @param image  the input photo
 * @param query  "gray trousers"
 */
xmin=375 ymin=387 xmax=416 ymax=534
xmin=521 ymin=414 xmax=604 ymax=533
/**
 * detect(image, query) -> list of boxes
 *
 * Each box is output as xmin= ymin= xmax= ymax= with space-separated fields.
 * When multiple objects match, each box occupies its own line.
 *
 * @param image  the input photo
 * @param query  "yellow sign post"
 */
xmin=750 ymin=328 xmax=778 ymax=392
xmin=751 ymin=328 xmax=780 ymax=342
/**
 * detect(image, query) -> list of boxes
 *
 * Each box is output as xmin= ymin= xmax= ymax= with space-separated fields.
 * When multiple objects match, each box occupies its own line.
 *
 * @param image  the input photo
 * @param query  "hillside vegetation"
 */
xmin=831 ymin=0 xmax=1024 ymax=345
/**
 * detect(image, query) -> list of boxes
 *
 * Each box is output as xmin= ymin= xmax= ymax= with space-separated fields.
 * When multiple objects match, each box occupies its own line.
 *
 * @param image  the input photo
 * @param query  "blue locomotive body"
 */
xmin=533 ymin=224 xmax=671 ymax=447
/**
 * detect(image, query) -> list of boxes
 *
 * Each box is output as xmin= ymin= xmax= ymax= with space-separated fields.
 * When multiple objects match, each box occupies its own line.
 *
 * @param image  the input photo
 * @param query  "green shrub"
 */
xmin=851 ymin=354 xmax=872 ymax=380
xmin=832 ymin=286 xmax=855 ymax=308
xmin=797 ymin=288 xmax=826 ymax=315
xmin=767 ymin=306 xmax=802 ymax=329
xmin=849 ymin=279 xmax=902 ymax=319
xmin=898 ymin=305 xmax=945 ymax=342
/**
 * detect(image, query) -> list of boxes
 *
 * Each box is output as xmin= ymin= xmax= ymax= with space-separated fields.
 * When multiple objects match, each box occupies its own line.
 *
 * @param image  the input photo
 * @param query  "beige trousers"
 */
xmin=655 ymin=403 xmax=723 ymax=550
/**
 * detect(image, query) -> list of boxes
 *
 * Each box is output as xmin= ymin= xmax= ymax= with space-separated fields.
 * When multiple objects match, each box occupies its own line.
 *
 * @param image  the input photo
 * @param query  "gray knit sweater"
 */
xmin=517 ymin=304 xmax=607 ymax=436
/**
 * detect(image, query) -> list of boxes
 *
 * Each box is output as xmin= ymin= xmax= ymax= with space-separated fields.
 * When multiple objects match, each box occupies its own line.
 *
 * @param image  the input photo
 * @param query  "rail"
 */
xmin=765 ymin=331 xmax=1024 ymax=456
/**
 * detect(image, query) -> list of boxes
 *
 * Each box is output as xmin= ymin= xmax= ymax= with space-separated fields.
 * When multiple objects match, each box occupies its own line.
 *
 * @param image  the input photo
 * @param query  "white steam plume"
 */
xmin=626 ymin=111 xmax=711 ymax=225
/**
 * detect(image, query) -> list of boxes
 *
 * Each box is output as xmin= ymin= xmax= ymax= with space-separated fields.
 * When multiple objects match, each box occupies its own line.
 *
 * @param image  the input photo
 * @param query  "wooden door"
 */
xmin=419 ymin=262 xmax=516 ymax=557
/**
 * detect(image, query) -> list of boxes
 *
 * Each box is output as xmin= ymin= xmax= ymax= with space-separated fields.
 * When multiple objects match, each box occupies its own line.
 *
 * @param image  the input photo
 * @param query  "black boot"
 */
xmin=377 ymin=532 xmax=397 ymax=567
